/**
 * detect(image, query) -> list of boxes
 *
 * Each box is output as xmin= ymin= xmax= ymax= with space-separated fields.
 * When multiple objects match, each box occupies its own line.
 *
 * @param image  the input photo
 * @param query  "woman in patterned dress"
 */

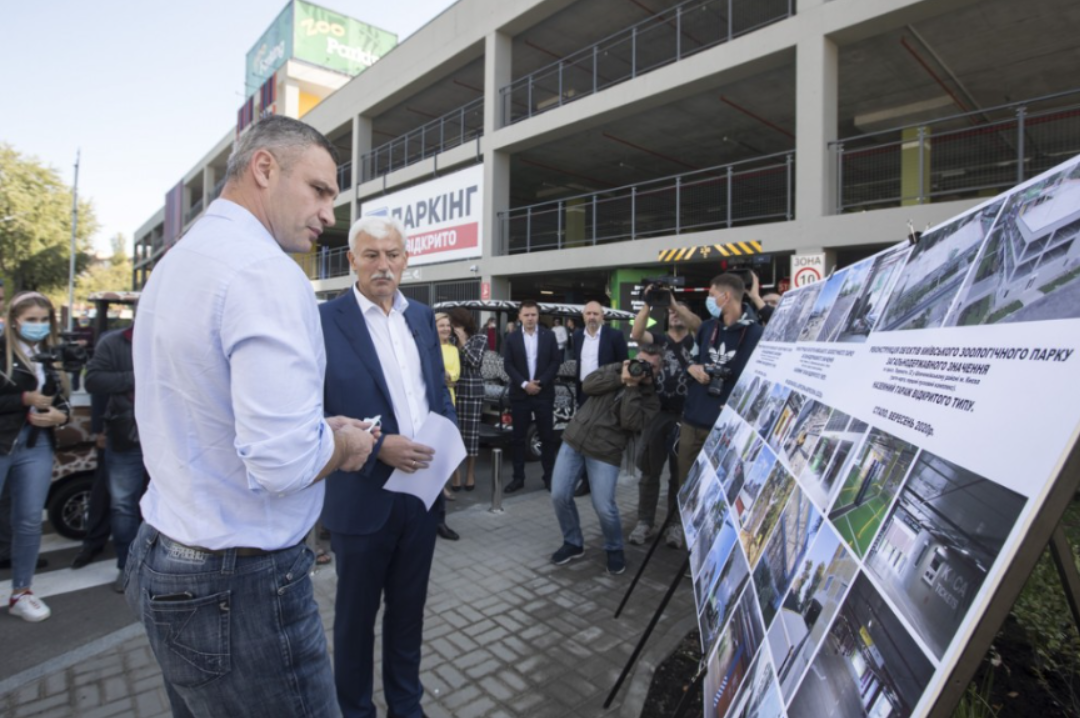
xmin=447 ymin=308 xmax=485 ymax=491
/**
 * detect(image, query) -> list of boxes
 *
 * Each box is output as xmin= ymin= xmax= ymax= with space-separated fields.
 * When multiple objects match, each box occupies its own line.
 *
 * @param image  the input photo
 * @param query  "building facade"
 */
xmin=132 ymin=0 xmax=1080 ymax=310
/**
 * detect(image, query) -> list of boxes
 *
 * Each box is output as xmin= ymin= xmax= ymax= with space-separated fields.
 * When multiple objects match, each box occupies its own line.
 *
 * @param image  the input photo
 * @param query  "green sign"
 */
xmin=245 ymin=4 xmax=293 ymax=93
xmin=292 ymin=0 xmax=397 ymax=77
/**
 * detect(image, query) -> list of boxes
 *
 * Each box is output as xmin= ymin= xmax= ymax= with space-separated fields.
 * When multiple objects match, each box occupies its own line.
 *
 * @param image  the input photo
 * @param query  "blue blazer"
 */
xmin=503 ymin=326 xmax=561 ymax=401
xmin=319 ymin=292 xmax=456 ymax=536
xmin=572 ymin=325 xmax=629 ymax=404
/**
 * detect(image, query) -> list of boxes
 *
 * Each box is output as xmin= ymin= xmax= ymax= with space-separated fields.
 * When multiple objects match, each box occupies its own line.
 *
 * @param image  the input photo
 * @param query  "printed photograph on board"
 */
xmin=740 ymin=462 xmax=798 ymax=569
xmin=724 ymin=651 xmax=784 ymax=718
xmin=875 ymin=199 xmax=1004 ymax=332
xmin=787 ymin=574 xmax=934 ymax=718
xmin=730 ymin=442 xmax=776 ymax=522
xmin=754 ymin=383 xmax=793 ymax=439
xmin=797 ymin=268 xmax=850 ymax=342
xmin=775 ymin=282 xmax=824 ymax=343
xmin=864 ymin=451 xmax=1026 ymax=659
xmin=684 ymin=473 xmax=725 ymax=550
xmin=836 ymin=244 xmax=911 ymax=342
xmin=779 ymin=399 xmax=832 ymax=479
xmin=699 ymin=548 xmax=752 ymax=656
xmin=765 ymin=527 xmax=859 ymax=703
xmin=752 ymin=488 xmax=824 ymax=629
xmin=702 ymin=587 xmax=766 ymax=718
xmin=766 ymin=391 xmax=807 ymax=454
xmin=828 ymin=427 xmax=919 ymax=557
xmin=815 ymin=260 xmax=872 ymax=343
xmin=694 ymin=511 xmax=741 ymax=608
xmin=945 ymin=158 xmax=1080 ymax=326
xmin=693 ymin=492 xmax=733 ymax=562
xmin=678 ymin=457 xmax=712 ymax=530
xmin=760 ymin=284 xmax=813 ymax=344
xmin=798 ymin=412 xmax=869 ymax=512
xmin=741 ymin=379 xmax=774 ymax=426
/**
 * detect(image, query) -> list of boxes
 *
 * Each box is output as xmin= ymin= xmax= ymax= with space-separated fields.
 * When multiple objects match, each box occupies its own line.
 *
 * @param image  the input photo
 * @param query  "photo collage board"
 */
xmin=681 ymin=154 xmax=1080 ymax=718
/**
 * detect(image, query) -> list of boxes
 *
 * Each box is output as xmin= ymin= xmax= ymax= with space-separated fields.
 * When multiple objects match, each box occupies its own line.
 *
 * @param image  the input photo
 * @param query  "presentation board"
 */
xmin=682 ymin=154 xmax=1080 ymax=718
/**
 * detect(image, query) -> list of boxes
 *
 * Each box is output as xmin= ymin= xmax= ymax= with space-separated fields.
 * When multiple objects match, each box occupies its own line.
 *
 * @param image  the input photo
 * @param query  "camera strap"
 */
xmin=709 ymin=320 xmax=748 ymax=355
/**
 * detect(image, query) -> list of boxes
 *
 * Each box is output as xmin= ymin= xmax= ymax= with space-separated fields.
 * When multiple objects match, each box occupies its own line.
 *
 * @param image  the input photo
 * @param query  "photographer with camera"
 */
xmin=0 ymin=292 xmax=73 ymax=622
xmin=628 ymin=282 xmax=700 ymax=547
xmin=673 ymin=274 xmax=763 ymax=549
xmin=550 ymin=345 xmax=662 ymax=575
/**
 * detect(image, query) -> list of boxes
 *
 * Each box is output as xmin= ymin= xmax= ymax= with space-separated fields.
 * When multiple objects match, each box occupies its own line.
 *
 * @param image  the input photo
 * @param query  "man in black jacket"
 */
xmin=503 ymin=300 xmax=561 ymax=493
xmin=85 ymin=327 xmax=146 ymax=590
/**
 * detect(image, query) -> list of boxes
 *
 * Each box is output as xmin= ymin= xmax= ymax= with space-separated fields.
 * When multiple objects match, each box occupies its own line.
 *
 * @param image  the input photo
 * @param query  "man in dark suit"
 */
xmin=503 ymin=300 xmax=560 ymax=493
xmin=320 ymin=216 xmax=457 ymax=718
xmin=572 ymin=300 xmax=629 ymax=406
xmin=571 ymin=301 xmax=629 ymax=496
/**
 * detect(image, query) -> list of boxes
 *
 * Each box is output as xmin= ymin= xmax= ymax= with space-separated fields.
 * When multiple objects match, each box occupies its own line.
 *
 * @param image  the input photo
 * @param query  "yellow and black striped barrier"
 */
xmin=657 ymin=241 xmax=764 ymax=262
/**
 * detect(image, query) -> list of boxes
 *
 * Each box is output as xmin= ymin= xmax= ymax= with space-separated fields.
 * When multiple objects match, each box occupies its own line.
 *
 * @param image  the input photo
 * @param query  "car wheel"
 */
xmin=526 ymin=425 xmax=542 ymax=462
xmin=48 ymin=473 xmax=94 ymax=540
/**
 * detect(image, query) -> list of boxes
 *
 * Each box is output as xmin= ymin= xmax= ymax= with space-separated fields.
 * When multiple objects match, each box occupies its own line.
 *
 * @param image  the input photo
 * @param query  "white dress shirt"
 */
xmin=352 ymin=285 xmax=428 ymax=438
xmin=522 ymin=327 xmax=539 ymax=388
xmin=134 ymin=199 xmax=335 ymax=550
xmin=580 ymin=328 xmax=602 ymax=380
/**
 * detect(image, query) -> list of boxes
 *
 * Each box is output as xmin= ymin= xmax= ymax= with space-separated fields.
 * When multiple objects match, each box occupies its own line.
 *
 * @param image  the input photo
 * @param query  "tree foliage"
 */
xmin=43 ymin=234 xmax=133 ymax=310
xmin=0 ymin=143 xmax=97 ymax=294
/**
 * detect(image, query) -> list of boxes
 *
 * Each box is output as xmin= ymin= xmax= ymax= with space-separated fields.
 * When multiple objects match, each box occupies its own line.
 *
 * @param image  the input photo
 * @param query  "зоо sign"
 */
xmin=361 ymin=165 xmax=483 ymax=268
xmin=683 ymin=154 xmax=1080 ymax=718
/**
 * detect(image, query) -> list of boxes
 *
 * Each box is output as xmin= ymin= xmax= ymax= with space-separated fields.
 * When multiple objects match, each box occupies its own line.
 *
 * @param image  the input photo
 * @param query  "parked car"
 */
xmin=46 ymin=291 xmax=139 ymax=538
xmin=433 ymin=299 xmax=636 ymax=461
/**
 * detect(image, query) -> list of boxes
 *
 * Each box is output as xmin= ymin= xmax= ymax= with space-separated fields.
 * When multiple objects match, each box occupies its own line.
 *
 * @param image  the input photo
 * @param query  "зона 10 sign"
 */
xmin=681 ymin=154 xmax=1080 ymax=718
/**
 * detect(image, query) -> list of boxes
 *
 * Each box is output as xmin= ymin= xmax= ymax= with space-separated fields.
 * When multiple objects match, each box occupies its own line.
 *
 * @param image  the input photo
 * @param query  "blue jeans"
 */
xmin=107 ymin=443 xmax=146 ymax=569
xmin=551 ymin=443 xmax=624 ymax=551
xmin=124 ymin=523 xmax=341 ymax=718
xmin=0 ymin=426 xmax=54 ymax=590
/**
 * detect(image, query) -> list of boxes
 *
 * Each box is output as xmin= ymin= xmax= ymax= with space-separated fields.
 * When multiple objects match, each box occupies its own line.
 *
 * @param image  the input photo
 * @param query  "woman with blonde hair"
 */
xmin=0 ymin=292 xmax=72 ymax=622
xmin=436 ymin=312 xmax=461 ymax=501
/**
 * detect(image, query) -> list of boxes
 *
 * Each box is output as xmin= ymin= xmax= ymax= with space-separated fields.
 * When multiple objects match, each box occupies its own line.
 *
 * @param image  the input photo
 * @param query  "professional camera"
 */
xmin=32 ymin=336 xmax=90 ymax=374
xmin=627 ymin=358 xmax=654 ymax=380
xmin=642 ymin=275 xmax=686 ymax=308
xmin=704 ymin=363 xmax=734 ymax=397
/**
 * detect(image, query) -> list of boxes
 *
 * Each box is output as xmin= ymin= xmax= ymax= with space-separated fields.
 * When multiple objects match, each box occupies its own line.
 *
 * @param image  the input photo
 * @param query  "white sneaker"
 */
xmin=628 ymin=522 xmax=656 ymax=546
xmin=9 ymin=592 xmax=51 ymax=622
xmin=665 ymin=525 xmax=685 ymax=550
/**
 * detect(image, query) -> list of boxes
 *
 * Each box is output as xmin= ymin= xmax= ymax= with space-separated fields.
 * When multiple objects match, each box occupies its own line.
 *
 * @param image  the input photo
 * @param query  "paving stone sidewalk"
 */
xmin=2 ymin=472 xmax=698 ymax=718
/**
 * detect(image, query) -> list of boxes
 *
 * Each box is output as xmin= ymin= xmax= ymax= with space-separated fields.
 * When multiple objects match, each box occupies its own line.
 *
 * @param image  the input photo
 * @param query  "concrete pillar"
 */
xmin=795 ymin=34 xmax=839 ymax=221
xmin=483 ymin=31 xmax=512 ymax=259
xmin=352 ymin=115 xmax=373 ymax=223
xmin=901 ymin=127 xmax=931 ymax=206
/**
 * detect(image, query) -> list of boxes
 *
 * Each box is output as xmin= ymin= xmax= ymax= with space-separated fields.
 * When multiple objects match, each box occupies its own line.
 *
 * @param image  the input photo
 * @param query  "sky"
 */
xmin=3 ymin=0 xmax=458 ymax=255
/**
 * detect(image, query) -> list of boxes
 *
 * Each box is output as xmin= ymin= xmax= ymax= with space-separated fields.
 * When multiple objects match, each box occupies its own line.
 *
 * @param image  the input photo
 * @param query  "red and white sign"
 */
xmin=791 ymin=253 xmax=825 ymax=287
xmin=481 ymin=281 xmax=491 ymax=300
xmin=360 ymin=164 xmax=484 ymax=267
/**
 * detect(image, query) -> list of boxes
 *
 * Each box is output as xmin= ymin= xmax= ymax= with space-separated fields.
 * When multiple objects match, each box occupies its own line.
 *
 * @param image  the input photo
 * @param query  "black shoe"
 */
xmin=0 ymin=557 xmax=49 ymax=570
xmin=504 ymin=479 xmax=525 ymax=494
xmin=551 ymin=542 xmax=585 ymax=565
xmin=437 ymin=523 xmax=460 ymax=541
xmin=71 ymin=545 xmax=103 ymax=569
xmin=573 ymin=480 xmax=591 ymax=498
xmin=450 ymin=484 xmax=462 ymax=492
xmin=464 ymin=482 xmax=475 ymax=492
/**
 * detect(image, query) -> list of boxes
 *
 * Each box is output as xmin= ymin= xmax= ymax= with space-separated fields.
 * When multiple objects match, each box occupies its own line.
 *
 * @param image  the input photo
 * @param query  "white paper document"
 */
xmin=382 ymin=412 xmax=467 ymax=510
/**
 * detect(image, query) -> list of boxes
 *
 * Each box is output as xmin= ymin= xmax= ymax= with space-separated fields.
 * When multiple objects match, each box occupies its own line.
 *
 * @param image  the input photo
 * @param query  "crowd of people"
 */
xmin=0 ymin=115 xmax=780 ymax=718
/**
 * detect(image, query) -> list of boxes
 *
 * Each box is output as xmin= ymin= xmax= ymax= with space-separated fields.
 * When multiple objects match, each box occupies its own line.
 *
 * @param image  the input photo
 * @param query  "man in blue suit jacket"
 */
xmin=321 ymin=216 xmax=457 ymax=718
xmin=503 ymin=300 xmax=561 ymax=493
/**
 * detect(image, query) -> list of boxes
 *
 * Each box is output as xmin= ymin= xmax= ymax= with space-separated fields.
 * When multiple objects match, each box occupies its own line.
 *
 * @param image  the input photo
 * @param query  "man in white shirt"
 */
xmin=129 ymin=116 xmax=376 ymax=718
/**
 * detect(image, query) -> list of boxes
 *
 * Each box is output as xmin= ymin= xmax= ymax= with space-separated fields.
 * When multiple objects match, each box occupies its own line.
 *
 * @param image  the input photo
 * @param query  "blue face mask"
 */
xmin=705 ymin=296 xmax=722 ymax=318
xmin=18 ymin=322 xmax=51 ymax=343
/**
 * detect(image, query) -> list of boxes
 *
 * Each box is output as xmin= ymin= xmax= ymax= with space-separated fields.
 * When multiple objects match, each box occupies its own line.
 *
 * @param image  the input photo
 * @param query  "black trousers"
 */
xmin=510 ymin=395 xmax=556 ymax=481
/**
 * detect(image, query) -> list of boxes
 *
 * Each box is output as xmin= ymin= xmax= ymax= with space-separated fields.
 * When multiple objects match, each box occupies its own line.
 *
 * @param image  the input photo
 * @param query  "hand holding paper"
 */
xmin=382 ymin=413 xmax=467 ymax=510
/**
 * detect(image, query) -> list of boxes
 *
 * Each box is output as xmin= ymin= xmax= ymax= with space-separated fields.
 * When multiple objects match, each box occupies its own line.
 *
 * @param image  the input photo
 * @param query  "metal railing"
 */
xmin=500 ymin=0 xmax=793 ymax=126
xmin=499 ymin=152 xmax=794 ymax=254
xmin=184 ymin=197 xmax=204 ymax=226
xmin=337 ymin=161 xmax=352 ymax=191
xmin=296 ymin=246 xmax=352 ymax=281
xmin=832 ymin=89 xmax=1080 ymax=212
xmin=361 ymin=97 xmax=484 ymax=182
